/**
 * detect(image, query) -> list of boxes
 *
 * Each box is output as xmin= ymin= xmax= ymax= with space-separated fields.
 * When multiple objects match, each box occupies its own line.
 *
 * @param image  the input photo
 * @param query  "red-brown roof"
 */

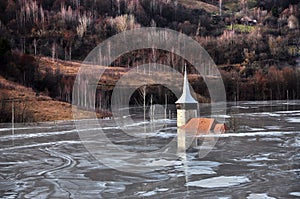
xmin=180 ymin=118 xmax=227 ymax=134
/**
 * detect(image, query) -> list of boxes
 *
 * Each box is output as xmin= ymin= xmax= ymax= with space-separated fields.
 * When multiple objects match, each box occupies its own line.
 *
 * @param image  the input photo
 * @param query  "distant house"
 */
xmin=240 ymin=16 xmax=257 ymax=25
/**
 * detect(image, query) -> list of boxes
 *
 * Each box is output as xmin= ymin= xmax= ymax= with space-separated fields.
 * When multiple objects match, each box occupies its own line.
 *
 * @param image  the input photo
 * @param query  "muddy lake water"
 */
xmin=0 ymin=100 xmax=300 ymax=198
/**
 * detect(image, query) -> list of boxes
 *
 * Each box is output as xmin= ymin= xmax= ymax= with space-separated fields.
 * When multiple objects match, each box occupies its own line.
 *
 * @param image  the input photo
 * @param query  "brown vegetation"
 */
xmin=0 ymin=75 xmax=108 ymax=122
xmin=0 ymin=0 xmax=299 ymax=121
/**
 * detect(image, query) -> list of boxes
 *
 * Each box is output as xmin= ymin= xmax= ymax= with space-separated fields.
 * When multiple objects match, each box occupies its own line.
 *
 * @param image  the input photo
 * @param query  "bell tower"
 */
xmin=175 ymin=65 xmax=198 ymax=127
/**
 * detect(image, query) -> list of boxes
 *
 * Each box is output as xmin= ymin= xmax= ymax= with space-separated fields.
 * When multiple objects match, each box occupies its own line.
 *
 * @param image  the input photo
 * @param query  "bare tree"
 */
xmin=33 ymin=38 xmax=37 ymax=55
xmin=219 ymin=0 xmax=222 ymax=16
xmin=112 ymin=14 xmax=140 ymax=33
xmin=240 ymin=0 xmax=248 ymax=15
xmin=66 ymin=6 xmax=74 ymax=22
xmin=76 ymin=12 xmax=92 ymax=37
xmin=61 ymin=2 xmax=66 ymax=22
xmin=52 ymin=42 xmax=56 ymax=61
xmin=40 ymin=5 xmax=45 ymax=30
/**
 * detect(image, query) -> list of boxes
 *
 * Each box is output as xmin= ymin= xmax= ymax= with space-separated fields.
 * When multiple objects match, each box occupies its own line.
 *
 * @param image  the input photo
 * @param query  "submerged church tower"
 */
xmin=176 ymin=65 xmax=198 ymax=127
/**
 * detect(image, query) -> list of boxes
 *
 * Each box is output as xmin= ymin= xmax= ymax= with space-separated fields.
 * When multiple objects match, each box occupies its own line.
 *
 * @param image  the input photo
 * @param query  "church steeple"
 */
xmin=176 ymin=64 xmax=198 ymax=127
xmin=176 ymin=64 xmax=197 ymax=104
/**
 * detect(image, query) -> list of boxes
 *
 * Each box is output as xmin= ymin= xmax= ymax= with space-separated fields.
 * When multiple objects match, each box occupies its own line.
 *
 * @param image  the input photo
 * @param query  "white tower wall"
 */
xmin=177 ymin=109 xmax=197 ymax=127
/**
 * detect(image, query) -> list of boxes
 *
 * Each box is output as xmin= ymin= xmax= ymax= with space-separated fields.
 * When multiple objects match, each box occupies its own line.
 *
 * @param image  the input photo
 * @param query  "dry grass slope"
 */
xmin=178 ymin=0 xmax=219 ymax=13
xmin=0 ymin=75 xmax=95 ymax=122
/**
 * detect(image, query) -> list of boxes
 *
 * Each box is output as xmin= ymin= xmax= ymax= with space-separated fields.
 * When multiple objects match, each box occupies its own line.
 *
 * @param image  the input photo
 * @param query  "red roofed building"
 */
xmin=176 ymin=65 xmax=227 ymax=152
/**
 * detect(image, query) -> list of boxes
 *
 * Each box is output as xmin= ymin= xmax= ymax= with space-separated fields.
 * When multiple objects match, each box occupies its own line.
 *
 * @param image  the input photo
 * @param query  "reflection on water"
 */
xmin=0 ymin=101 xmax=300 ymax=198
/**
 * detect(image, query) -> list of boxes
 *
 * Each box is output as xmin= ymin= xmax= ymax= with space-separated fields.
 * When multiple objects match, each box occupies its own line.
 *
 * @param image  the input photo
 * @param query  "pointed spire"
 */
xmin=176 ymin=63 xmax=198 ymax=104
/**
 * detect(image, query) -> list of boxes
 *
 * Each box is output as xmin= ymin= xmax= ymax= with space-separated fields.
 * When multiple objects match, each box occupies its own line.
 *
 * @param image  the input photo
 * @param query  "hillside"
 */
xmin=0 ymin=74 xmax=109 ymax=122
xmin=0 ymin=75 xmax=72 ymax=122
xmin=0 ymin=0 xmax=299 ymax=121
xmin=178 ymin=0 xmax=219 ymax=13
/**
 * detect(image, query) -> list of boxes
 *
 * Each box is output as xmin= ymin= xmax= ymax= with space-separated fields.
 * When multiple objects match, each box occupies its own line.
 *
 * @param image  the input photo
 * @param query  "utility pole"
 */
xmin=12 ymin=100 xmax=14 ymax=136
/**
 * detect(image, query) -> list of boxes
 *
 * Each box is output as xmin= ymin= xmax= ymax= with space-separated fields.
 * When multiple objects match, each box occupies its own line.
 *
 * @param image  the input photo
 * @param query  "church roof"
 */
xmin=180 ymin=118 xmax=227 ymax=134
xmin=176 ymin=65 xmax=198 ymax=104
xmin=181 ymin=118 xmax=215 ymax=133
